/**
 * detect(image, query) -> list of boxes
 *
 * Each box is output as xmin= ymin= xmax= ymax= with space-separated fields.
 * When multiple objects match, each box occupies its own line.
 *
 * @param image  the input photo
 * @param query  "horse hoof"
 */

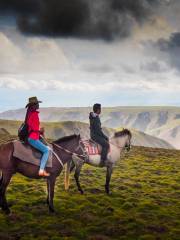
xmin=105 ymin=188 xmax=110 ymax=195
xmin=3 ymin=208 xmax=11 ymax=215
xmin=49 ymin=207 xmax=55 ymax=213
xmin=106 ymin=190 xmax=112 ymax=195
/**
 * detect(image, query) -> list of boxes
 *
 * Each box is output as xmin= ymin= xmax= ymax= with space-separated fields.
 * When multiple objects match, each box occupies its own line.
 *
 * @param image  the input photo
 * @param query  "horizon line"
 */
xmin=1 ymin=105 xmax=180 ymax=113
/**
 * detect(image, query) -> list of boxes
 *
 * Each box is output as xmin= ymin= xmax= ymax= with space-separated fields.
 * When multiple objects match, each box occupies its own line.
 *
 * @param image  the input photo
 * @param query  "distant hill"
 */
xmin=148 ymin=119 xmax=180 ymax=149
xmin=0 ymin=119 xmax=173 ymax=149
xmin=127 ymin=129 xmax=173 ymax=149
xmin=0 ymin=106 xmax=179 ymax=148
xmin=0 ymin=128 xmax=10 ymax=135
xmin=1 ymin=106 xmax=180 ymax=125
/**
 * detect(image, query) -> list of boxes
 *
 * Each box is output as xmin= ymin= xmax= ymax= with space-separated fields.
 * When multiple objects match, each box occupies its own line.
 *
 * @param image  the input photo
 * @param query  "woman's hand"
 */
xmin=40 ymin=127 xmax=45 ymax=135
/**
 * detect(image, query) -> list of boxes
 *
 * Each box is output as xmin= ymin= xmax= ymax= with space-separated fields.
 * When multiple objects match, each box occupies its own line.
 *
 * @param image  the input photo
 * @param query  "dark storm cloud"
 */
xmin=155 ymin=32 xmax=180 ymax=70
xmin=0 ymin=0 xmax=39 ymax=14
xmin=157 ymin=32 xmax=180 ymax=51
xmin=0 ymin=0 xmax=165 ymax=40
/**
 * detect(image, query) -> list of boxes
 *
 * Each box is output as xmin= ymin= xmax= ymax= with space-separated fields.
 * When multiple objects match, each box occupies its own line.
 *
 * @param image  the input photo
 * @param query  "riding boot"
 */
xmin=99 ymin=146 xmax=108 ymax=166
xmin=99 ymin=154 xmax=108 ymax=167
xmin=99 ymin=158 xmax=106 ymax=167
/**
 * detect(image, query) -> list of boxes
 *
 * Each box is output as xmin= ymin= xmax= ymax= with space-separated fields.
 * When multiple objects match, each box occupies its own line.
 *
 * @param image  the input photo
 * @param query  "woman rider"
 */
xmin=25 ymin=96 xmax=50 ymax=177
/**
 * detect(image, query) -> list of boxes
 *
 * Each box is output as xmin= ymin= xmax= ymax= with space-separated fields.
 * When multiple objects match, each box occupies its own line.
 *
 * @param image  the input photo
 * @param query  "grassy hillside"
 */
xmin=0 ymin=119 xmax=114 ymax=140
xmin=0 ymin=143 xmax=179 ymax=240
xmin=0 ymin=119 xmax=173 ymax=149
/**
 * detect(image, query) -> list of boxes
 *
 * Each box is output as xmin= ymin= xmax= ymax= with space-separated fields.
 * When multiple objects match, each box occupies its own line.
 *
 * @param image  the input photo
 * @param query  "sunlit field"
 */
xmin=0 ymin=142 xmax=179 ymax=240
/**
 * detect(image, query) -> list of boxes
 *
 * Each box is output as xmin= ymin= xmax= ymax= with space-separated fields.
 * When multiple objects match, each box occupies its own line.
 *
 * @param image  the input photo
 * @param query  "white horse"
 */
xmin=64 ymin=129 xmax=132 ymax=194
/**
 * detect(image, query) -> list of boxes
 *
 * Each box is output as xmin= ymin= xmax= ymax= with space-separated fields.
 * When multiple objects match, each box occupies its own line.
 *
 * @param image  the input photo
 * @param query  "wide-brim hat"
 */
xmin=25 ymin=96 xmax=42 ymax=108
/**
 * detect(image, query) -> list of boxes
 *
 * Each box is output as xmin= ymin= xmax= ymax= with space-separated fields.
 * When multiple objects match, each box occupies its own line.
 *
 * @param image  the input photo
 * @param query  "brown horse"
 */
xmin=0 ymin=134 xmax=83 ymax=214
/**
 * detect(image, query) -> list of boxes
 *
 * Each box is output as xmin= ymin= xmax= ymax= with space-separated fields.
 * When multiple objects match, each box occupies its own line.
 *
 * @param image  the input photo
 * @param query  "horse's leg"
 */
xmin=64 ymin=160 xmax=71 ymax=191
xmin=0 ymin=172 xmax=3 ymax=207
xmin=46 ymin=179 xmax=50 ymax=206
xmin=70 ymin=160 xmax=75 ymax=173
xmin=105 ymin=164 xmax=113 ymax=194
xmin=0 ymin=171 xmax=3 ymax=187
xmin=48 ymin=175 xmax=56 ymax=213
xmin=0 ymin=171 xmax=13 ymax=214
xmin=74 ymin=162 xmax=84 ymax=194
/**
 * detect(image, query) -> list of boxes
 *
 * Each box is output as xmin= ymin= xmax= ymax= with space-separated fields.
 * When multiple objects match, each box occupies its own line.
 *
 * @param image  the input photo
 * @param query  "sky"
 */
xmin=0 ymin=0 xmax=180 ymax=111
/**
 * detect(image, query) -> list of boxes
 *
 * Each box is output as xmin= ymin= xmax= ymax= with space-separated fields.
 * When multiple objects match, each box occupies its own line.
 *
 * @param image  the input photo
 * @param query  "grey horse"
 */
xmin=64 ymin=129 xmax=132 ymax=194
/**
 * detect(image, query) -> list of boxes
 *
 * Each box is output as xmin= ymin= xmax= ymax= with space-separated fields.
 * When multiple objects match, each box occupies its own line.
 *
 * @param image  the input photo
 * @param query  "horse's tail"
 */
xmin=0 ymin=170 xmax=3 ymax=186
xmin=64 ymin=160 xmax=71 ymax=191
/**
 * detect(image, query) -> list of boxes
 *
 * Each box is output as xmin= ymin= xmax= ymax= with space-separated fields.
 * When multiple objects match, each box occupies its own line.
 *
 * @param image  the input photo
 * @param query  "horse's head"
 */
xmin=114 ymin=128 xmax=132 ymax=151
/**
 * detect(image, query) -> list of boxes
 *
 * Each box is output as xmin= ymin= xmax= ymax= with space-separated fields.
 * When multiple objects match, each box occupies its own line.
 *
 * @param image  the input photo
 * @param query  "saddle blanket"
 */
xmin=82 ymin=140 xmax=101 ymax=155
xmin=13 ymin=140 xmax=53 ymax=168
xmin=82 ymin=139 xmax=111 ymax=156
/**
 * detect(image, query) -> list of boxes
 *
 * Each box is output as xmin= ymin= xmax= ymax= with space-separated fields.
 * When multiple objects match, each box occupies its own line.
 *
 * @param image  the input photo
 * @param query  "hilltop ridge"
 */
xmin=0 ymin=106 xmax=179 ymax=148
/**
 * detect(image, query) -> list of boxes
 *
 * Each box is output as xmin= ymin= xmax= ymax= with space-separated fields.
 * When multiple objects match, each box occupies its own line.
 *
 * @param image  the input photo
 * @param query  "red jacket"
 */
xmin=27 ymin=110 xmax=40 ymax=140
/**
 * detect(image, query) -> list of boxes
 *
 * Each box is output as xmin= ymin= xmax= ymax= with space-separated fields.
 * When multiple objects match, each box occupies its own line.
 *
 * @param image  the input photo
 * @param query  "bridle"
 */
xmin=110 ymin=134 xmax=132 ymax=151
xmin=109 ymin=141 xmax=124 ymax=149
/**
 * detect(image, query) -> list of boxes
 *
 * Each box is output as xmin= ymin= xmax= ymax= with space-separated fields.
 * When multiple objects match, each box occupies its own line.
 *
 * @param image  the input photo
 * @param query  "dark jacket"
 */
xmin=89 ymin=112 xmax=108 ymax=141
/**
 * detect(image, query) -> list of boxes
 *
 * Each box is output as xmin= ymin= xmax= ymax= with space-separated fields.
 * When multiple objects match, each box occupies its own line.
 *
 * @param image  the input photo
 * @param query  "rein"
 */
xmin=52 ymin=134 xmax=131 ymax=162
xmin=53 ymin=143 xmax=85 ymax=159
xmin=51 ymin=148 xmax=64 ymax=167
xmin=109 ymin=141 xmax=125 ymax=149
xmin=39 ymin=136 xmax=64 ymax=167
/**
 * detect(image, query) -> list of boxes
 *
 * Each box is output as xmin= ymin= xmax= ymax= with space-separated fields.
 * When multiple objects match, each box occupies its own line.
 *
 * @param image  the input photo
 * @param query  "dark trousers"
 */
xmin=92 ymin=136 xmax=109 ymax=160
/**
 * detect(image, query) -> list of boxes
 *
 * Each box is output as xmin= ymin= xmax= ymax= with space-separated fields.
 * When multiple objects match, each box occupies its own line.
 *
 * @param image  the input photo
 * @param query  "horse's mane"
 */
xmin=114 ymin=129 xmax=132 ymax=138
xmin=53 ymin=134 xmax=79 ymax=144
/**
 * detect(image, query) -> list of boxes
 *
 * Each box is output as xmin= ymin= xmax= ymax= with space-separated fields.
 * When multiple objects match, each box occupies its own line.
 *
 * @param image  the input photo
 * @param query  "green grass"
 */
xmin=0 ymin=146 xmax=179 ymax=240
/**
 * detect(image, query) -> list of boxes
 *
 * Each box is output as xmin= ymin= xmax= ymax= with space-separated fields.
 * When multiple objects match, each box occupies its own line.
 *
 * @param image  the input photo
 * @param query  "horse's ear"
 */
xmin=74 ymin=128 xmax=80 ymax=135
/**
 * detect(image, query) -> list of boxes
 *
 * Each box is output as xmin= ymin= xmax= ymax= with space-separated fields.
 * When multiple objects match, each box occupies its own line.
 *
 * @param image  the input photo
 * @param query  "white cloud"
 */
xmin=0 ymin=76 xmax=29 ymax=89
xmin=0 ymin=33 xmax=69 ymax=74
xmin=0 ymin=23 xmax=180 ymax=101
xmin=25 ymin=38 xmax=69 ymax=71
xmin=0 ymin=32 xmax=23 ymax=72
xmin=0 ymin=68 xmax=179 ymax=94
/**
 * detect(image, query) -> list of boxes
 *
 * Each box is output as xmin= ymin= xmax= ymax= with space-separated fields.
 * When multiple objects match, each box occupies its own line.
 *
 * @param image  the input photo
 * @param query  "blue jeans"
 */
xmin=28 ymin=138 xmax=50 ymax=171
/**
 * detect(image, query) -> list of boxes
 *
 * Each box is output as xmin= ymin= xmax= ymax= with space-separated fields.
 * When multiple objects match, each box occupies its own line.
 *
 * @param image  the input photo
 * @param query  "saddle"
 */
xmin=81 ymin=139 xmax=102 ymax=155
xmin=13 ymin=140 xmax=53 ymax=168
